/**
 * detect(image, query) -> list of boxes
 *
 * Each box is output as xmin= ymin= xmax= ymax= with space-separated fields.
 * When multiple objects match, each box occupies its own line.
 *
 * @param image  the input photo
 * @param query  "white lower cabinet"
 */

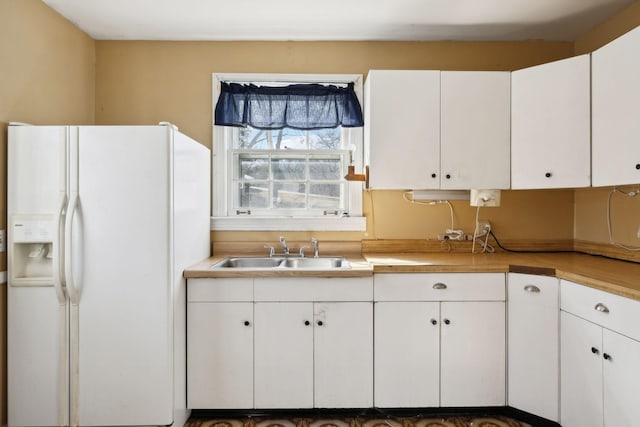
xmin=560 ymin=279 xmax=640 ymax=427
xmin=254 ymin=301 xmax=373 ymax=409
xmin=507 ymin=273 xmax=559 ymax=422
xmin=374 ymin=273 xmax=506 ymax=408
xmin=187 ymin=276 xmax=373 ymax=409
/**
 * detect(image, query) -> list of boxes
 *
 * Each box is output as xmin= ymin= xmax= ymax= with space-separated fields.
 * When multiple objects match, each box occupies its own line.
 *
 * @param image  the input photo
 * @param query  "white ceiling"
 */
xmin=43 ymin=0 xmax=634 ymax=42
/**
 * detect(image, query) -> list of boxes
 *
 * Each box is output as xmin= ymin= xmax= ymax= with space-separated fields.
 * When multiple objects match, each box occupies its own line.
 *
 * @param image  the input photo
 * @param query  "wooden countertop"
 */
xmin=365 ymin=252 xmax=640 ymax=301
xmin=184 ymin=252 xmax=640 ymax=301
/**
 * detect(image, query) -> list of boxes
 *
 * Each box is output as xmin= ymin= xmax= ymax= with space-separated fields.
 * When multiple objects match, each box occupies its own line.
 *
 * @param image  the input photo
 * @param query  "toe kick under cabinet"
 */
xmin=374 ymin=273 xmax=506 ymax=408
xmin=186 ymin=276 xmax=374 ymax=410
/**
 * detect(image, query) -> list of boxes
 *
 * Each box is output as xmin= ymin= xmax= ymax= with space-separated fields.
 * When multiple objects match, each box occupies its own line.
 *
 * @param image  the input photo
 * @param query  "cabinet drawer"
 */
xmin=561 ymin=280 xmax=640 ymax=342
xmin=254 ymin=277 xmax=373 ymax=302
xmin=187 ymin=278 xmax=253 ymax=302
xmin=374 ymin=273 xmax=505 ymax=301
xmin=508 ymin=273 xmax=558 ymax=309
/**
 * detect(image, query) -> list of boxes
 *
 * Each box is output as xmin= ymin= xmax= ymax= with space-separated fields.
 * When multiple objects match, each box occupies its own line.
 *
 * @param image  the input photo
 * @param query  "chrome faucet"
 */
xmin=279 ymin=236 xmax=290 ymax=256
xmin=310 ymin=237 xmax=319 ymax=258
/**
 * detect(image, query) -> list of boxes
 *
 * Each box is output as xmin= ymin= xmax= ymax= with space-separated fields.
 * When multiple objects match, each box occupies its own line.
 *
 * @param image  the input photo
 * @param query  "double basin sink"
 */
xmin=211 ymin=256 xmax=351 ymax=270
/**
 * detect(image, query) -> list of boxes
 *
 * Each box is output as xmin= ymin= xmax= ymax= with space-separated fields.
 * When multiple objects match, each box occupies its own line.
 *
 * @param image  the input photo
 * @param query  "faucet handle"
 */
xmin=264 ymin=245 xmax=275 ymax=257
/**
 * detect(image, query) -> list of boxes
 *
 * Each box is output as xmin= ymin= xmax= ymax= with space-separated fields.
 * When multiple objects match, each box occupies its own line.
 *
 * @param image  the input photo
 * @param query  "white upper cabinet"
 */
xmin=365 ymin=70 xmax=510 ymax=190
xmin=440 ymin=71 xmax=511 ymax=190
xmin=365 ymin=70 xmax=441 ymax=189
xmin=592 ymin=25 xmax=640 ymax=186
xmin=511 ymin=54 xmax=591 ymax=189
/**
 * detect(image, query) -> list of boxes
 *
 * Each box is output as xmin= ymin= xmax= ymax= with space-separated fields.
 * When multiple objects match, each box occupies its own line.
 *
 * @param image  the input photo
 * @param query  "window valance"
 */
xmin=214 ymin=82 xmax=364 ymax=130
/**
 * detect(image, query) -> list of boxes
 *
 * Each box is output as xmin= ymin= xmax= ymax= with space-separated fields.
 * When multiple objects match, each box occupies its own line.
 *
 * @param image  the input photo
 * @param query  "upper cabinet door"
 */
xmin=365 ymin=70 xmax=441 ymax=189
xmin=511 ymin=55 xmax=591 ymax=189
xmin=592 ymin=26 xmax=640 ymax=187
xmin=440 ymin=71 xmax=511 ymax=190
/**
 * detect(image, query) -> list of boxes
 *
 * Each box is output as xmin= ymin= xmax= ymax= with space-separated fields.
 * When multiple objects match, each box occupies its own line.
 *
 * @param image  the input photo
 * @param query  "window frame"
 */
xmin=211 ymin=73 xmax=365 ymax=231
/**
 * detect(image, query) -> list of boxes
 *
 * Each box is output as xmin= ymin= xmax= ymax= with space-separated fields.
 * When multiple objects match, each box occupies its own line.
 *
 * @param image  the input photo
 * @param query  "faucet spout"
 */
xmin=279 ymin=236 xmax=290 ymax=256
xmin=311 ymin=237 xmax=319 ymax=258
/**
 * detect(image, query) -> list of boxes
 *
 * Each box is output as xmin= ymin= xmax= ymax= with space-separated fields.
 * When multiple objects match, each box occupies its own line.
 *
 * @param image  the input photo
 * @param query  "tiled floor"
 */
xmin=185 ymin=415 xmax=532 ymax=427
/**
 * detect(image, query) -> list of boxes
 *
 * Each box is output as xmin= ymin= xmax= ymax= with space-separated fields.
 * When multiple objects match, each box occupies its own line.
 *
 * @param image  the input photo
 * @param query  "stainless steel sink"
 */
xmin=210 ymin=256 xmax=351 ymax=270
xmin=281 ymin=257 xmax=351 ymax=269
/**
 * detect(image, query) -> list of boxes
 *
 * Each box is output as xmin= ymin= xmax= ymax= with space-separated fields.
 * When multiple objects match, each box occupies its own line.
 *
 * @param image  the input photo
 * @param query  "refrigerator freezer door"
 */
xmin=8 ymin=125 xmax=69 ymax=427
xmin=70 ymin=126 xmax=174 ymax=426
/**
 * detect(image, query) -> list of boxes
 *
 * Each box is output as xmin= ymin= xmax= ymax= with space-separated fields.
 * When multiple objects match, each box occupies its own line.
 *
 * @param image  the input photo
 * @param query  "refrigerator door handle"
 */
xmin=54 ymin=193 xmax=68 ymax=304
xmin=65 ymin=193 xmax=81 ymax=305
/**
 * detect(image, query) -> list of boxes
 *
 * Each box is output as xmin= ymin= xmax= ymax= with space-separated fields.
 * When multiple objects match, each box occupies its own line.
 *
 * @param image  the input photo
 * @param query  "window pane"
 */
xmin=309 ymin=183 xmax=343 ymax=209
xmin=237 ymin=182 xmax=269 ymax=209
xmin=308 ymin=128 xmax=341 ymax=150
xmin=273 ymin=158 xmax=306 ymax=180
xmin=239 ymin=156 xmax=269 ymax=180
xmin=235 ymin=127 xmax=270 ymax=149
xmin=273 ymin=183 xmax=307 ymax=208
xmin=309 ymin=158 xmax=341 ymax=180
xmin=279 ymin=128 xmax=307 ymax=149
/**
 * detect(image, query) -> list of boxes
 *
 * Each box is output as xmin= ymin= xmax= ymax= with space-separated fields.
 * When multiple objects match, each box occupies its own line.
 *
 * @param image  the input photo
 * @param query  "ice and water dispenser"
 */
xmin=9 ymin=216 xmax=56 ymax=286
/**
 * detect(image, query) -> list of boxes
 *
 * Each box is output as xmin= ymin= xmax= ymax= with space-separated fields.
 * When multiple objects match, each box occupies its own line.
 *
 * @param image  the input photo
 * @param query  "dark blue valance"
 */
xmin=215 ymin=82 xmax=364 ymax=130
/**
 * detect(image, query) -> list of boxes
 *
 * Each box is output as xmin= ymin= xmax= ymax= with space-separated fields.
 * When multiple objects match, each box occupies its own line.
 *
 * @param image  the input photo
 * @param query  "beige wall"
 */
xmin=96 ymin=40 xmax=576 ymax=244
xmin=572 ymin=2 xmax=640 ymax=246
xmin=0 ymin=0 xmax=95 ymax=423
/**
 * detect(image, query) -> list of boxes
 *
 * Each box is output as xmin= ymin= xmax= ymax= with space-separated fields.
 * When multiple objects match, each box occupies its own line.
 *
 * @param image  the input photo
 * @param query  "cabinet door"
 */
xmin=511 ymin=55 xmax=591 ymax=189
xmin=507 ymin=274 xmax=559 ymax=421
xmin=374 ymin=302 xmax=440 ymax=407
xmin=187 ymin=302 xmax=254 ymax=409
xmin=314 ymin=302 xmax=373 ymax=408
xmin=592 ymin=26 xmax=640 ymax=186
xmin=440 ymin=301 xmax=505 ymax=407
xmin=603 ymin=329 xmax=640 ymax=427
xmin=440 ymin=71 xmax=511 ymax=190
xmin=365 ymin=70 xmax=440 ymax=189
xmin=560 ymin=312 xmax=603 ymax=427
xmin=254 ymin=302 xmax=314 ymax=408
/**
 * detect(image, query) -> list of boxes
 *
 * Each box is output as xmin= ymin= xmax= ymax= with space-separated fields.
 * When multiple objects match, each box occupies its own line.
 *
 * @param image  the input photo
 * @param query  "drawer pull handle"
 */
xmin=433 ymin=283 xmax=447 ymax=290
xmin=594 ymin=303 xmax=610 ymax=313
xmin=524 ymin=285 xmax=540 ymax=293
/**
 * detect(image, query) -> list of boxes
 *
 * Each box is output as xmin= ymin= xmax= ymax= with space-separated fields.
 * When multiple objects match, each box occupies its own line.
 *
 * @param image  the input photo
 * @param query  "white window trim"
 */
xmin=211 ymin=73 xmax=365 ymax=231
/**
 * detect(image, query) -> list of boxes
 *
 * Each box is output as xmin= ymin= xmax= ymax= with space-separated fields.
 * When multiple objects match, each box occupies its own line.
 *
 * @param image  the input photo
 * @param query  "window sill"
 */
xmin=211 ymin=216 xmax=367 ymax=231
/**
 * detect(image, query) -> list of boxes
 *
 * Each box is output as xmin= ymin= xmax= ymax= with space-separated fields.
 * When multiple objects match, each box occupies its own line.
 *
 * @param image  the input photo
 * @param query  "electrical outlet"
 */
xmin=0 ymin=229 xmax=5 ymax=252
xmin=476 ymin=220 xmax=491 ymax=236
xmin=470 ymin=189 xmax=501 ymax=207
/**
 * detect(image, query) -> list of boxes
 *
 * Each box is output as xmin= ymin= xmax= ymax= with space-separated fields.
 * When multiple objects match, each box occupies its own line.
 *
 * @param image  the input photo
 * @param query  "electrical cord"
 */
xmin=402 ymin=191 xmax=456 ymax=230
xmin=488 ymin=229 xmax=574 ymax=253
xmin=607 ymin=186 xmax=640 ymax=251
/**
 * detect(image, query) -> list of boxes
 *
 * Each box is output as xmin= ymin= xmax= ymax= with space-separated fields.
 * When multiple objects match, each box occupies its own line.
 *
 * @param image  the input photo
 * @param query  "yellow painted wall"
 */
xmin=0 ymin=0 xmax=95 ymax=422
xmin=572 ymin=2 xmax=640 ymax=246
xmin=95 ymin=40 xmax=576 ymax=244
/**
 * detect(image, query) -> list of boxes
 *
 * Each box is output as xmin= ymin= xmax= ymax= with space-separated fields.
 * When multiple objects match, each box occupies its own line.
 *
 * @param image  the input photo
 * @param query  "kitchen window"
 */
xmin=211 ymin=73 xmax=366 ymax=231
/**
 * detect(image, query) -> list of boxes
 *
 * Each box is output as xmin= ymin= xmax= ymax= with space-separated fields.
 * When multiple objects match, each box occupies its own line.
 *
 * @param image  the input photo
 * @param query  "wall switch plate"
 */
xmin=0 ymin=229 xmax=5 ymax=252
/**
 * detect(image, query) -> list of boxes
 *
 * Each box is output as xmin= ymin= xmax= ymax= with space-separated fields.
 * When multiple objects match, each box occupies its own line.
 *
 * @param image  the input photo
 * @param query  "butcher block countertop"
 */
xmin=184 ymin=252 xmax=640 ymax=301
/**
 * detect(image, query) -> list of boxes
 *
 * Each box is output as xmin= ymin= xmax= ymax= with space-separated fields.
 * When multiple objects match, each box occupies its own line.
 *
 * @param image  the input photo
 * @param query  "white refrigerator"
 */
xmin=7 ymin=124 xmax=210 ymax=427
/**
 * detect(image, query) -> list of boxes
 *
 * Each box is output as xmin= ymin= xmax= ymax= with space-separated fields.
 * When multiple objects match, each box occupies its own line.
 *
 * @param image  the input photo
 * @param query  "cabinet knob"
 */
xmin=636 ymin=163 xmax=640 ymax=170
xmin=431 ymin=319 xmax=437 ymax=325
xmin=591 ymin=347 xmax=600 ymax=355
xmin=431 ymin=173 xmax=437 ymax=178
xmin=445 ymin=174 xmax=451 ymax=179
xmin=594 ymin=303 xmax=610 ymax=313
xmin=304 ymin=320 xmax=311 ymax=326
xmin=243 ymin=320 xmax=251 ymax=326
xmin=524 ymin=285 xmax=540 ymax=293
xmin=317 ymin=320 xmax=324 ymax=326
xmin=443 ymin=319 xmax=450 ymax=325
xmin=432 ymin=282 xmax=447 ymax=290
xmin=545 ymin=172 xmax=552 ymax=178
xmin=603 ymin=353 xmax=612 ymax=361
